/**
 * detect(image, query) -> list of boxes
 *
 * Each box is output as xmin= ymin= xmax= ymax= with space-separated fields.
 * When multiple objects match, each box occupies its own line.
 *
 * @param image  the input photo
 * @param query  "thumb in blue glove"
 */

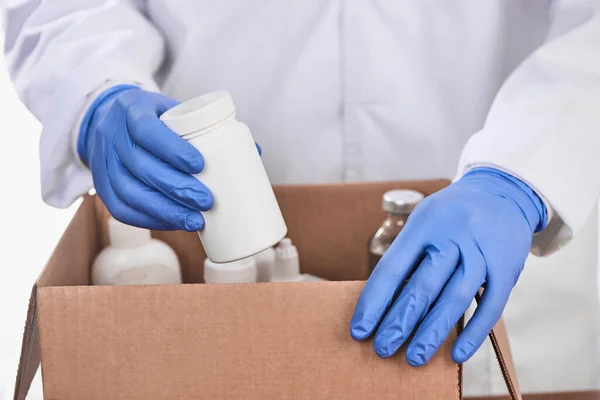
xmin=350 ymin=168 xmax=547 ymax=365
xmin=78 ymin=85 xmax=213 ymax=231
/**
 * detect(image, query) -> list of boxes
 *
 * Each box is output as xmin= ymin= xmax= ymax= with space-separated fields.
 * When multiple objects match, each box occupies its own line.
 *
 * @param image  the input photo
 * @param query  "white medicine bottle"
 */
xmin=204 ymin=257 xmax=257 ymax=284
xmin=92 ymin=217 xmax=182 ymax=286
xmin=160 ymin=91 xmax=287 ymax=263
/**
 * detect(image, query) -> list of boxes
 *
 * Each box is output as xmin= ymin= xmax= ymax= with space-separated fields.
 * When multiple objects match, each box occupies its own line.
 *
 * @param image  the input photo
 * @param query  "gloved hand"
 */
xmin=350 ymin=168 xmax=547 ymax=365
xmin=78 ymin=85 xmax=213 ymax=231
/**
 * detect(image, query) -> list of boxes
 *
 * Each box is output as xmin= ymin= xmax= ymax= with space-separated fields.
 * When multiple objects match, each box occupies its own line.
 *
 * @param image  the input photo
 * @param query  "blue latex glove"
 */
xmin=350 ymin=168 xmax=547 ymax=365
xmin=78 ymin=85 xmax=213 ymax=231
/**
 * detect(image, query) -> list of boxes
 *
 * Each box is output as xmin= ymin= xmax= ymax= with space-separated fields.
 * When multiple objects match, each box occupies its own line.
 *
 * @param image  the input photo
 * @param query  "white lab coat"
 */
xmin=3 ymin=0 xmax=600 ymax=395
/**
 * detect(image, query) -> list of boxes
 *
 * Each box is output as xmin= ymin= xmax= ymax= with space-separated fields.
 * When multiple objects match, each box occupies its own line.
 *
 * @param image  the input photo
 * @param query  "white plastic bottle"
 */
xmin=253 ymin=247 xmax=276 ymax=282
xmin=204 ymin=257 xmax=257 ymax=284
xmin=271 ymin=238 xmax=326 ymax=282
xmin=160 ymin=91 xmax=287 ymax=263
xmin=91 ymin=217 xmax=182 ymax=286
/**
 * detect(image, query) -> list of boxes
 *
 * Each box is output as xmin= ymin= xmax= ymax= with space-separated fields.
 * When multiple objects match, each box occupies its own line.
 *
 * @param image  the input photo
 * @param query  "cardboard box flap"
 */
xmin=36 ymin=282 xmax=460 ymax=400
xmin=14 ymin=197 xmax=99 ymax=400
xmin=12 ymin=286 xmax=39 ymax=400
xmin=489 ymin=317 xmax=521 ymax=400
xmin=17 ymin=289 xmax=522 ymax=400
xmin=37 ymin=195 xmax=99 ymax=289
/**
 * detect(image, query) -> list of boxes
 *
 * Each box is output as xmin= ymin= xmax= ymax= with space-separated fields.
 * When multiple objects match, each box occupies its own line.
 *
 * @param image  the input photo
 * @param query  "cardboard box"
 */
xmin=13 ymin=180 xmax=521 ymax=400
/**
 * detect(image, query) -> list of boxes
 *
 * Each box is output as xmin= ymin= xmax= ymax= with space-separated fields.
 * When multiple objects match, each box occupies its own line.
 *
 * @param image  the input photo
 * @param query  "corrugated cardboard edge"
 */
xmin=478 ymin=290 xmax=522 ymax=400
xmin=489 ymin=319 xmax=522 ymax=400
xmin=13 ymin=285 xmax=39 ymax=400
xmin=12 ymin=291 xmax=519 ymax=400
xmin=13 ymin=196 xmax=98 ymax=400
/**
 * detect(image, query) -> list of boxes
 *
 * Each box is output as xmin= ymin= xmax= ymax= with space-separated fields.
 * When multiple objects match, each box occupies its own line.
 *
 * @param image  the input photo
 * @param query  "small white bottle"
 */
xmin=204 ymin=257 xmax=257 ymax=284
xmin=271 ymin=238 xmax=326 ymax=282
xmin=253 ymin=247 xmax=276 ymax=282
xmin=91 ymin=217 xmax=182 ymax=286
xmin=160 ymin=91 xmax=287 ymax=263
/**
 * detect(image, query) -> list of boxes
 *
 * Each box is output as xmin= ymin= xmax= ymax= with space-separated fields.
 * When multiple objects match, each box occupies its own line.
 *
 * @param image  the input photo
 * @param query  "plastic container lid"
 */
xmin=108 ymin=217 xmax=151 ymax=249
xmin=382 ymin=190 xmax=424 ymax=215
xmin=204 ymin=257 xmax=257 ymax=284
xmin=159 ymin=91 xmax=236 ymax=136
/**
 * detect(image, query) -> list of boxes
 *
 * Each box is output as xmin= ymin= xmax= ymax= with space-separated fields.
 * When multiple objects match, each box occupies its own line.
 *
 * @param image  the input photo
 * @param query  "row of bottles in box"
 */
xmin=204 ymin=238 xmax=325 ymax=284
xmin=92 ymin=188 xmax=424 ymax=286
xmin=91 ymin=218 xmax=324 ymax=285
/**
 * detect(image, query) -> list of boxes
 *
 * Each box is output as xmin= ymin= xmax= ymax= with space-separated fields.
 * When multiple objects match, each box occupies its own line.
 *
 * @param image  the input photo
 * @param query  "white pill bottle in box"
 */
xmin=160 ymin=91 xmax=287 ymax=263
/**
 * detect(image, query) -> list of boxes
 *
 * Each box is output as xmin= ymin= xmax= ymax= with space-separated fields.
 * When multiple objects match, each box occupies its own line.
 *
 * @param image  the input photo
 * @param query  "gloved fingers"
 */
xmin=115 ymin=133 xmax=213 ymax=211
xmin=107 ymin=154 xmax=204 ymax=232
xmin=147 ymin=91 xmax=180 ymax=114
xmin=405 ymin=247 xmax=486 ymax=366
xmin=372 ymin=242 xmax=460 ymax=358
xmin=125 ymin=99 xmax=204 ymax=175
xmin=452 ymin=279 xmax=511 ymax=364
xmin=90 ymin=154 xmax=177 ymax=231
xmin=350 ymin=227 xmax=426 ymax=340
xmin=106 ymin=196 xmax=178 ymax=230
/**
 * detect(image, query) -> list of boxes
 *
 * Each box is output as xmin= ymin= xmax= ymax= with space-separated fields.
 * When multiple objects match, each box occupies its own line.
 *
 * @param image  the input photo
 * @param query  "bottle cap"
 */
xmin=204 ymin=257 xmax=257 ymax=284
xmin=159 ymin=91 xmax=236 ymax=137
xmin=272 ymin=238 xmax=301 ymax=282
xmin=382 ymin=190 xmax=424 ymax=215
xmin=107 ymin=217 xmax=151 ymax=248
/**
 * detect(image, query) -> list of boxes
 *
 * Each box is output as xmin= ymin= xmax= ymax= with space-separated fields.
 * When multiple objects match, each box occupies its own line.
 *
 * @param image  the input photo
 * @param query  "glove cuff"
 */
xmin=77 ymin=84 xmax=139 ymax=165
xmin=463 ymin=167 xmax=548 ymax=233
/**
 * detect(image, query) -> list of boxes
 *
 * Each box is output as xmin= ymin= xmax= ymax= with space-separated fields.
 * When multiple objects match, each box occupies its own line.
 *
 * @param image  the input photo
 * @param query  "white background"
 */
xmin=0 ymin=30 xmax=77 ymax=399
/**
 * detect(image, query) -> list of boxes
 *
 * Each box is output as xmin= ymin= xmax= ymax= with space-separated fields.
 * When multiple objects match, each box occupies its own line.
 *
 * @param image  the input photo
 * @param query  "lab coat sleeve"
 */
xmin=458 ymin=2 xmax=600 ymax=256
xmin=2 ymin=0 xmax=164 ymax=208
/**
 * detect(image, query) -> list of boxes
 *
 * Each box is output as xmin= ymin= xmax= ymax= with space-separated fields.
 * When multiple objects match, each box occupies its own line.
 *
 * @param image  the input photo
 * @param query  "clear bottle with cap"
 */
xmin=91 ymin=217 xmax=182 ymax=285
xmin=368 ymin=190 xmax=424 ymax=276
xmin=272 ymin=238 xmax=326 ymax=282
xmin=204 ymin=257 xmax=257 ymax=284
xmin=160 ymin=91 xmax=287 ymax=263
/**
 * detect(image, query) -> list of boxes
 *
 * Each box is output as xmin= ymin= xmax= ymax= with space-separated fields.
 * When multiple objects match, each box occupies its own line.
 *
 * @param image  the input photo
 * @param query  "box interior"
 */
xmin=90 ymin=180 xmax=451 ymax=285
